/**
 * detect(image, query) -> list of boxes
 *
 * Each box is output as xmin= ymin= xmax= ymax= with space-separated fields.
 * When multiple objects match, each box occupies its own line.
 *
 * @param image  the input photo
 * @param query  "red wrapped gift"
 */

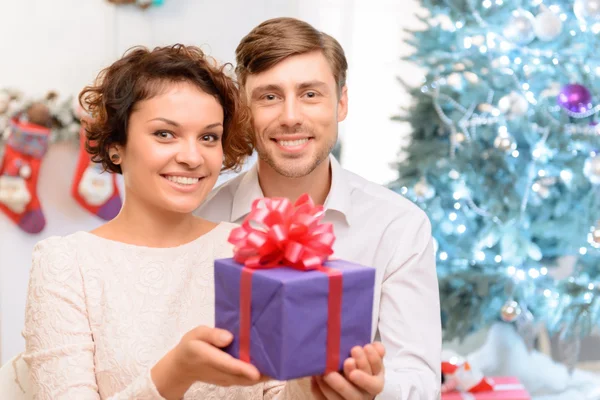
xmin=441 ymin=377 xmax=531 ymax=400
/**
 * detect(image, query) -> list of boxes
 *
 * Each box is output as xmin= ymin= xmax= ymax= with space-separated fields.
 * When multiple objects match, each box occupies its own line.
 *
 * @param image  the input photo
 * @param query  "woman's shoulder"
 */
xmin=33 ymin=231 xmax=89 ymax=256
xmin=206 ymin=222 xmax=239 ymax=258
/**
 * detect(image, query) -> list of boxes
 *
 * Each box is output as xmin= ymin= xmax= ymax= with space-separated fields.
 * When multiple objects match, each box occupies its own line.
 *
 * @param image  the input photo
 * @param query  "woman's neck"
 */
xmin=92 ymin=194 xmax=213 ymax=248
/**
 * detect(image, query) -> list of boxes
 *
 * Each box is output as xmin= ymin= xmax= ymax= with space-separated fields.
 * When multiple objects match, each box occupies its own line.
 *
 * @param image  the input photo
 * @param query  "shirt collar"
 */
xmin=231 ymin=154 xmax=352 ymax=226
xmin=324 ymin=155 xmax=352 ymax=226
xmin=231 ymin=162 xmax=264 ymax=223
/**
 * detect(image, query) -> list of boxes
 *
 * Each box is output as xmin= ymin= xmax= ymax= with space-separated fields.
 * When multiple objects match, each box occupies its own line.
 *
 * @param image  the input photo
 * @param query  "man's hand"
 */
xmin=310 ymin=342 xmax=386 ymax=400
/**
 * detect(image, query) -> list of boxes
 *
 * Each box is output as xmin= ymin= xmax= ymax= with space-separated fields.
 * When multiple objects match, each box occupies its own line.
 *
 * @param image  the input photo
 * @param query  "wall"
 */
xmin=0 ymin=0 xmax=420 ymax=363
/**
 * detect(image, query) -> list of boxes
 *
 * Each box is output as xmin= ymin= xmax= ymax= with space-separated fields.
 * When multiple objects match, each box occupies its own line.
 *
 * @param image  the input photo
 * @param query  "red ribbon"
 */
xmin=228 ymin=194 xmax=341 ymax=373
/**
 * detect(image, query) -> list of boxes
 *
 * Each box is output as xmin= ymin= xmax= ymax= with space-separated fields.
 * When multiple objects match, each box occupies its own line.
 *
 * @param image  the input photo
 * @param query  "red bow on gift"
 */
xmin=228 ymin=194 xmax=343 ymax=374
xmin=228 ymin=193 xmax=336 ymax=270
xmin=442 ymin=359 xmax=494 ymax=393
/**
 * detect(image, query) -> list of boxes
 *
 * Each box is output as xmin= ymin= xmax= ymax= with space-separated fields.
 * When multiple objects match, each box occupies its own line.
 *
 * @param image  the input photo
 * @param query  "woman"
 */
xmin=22 ymin=44 xmax=277 ymax=399
xmin=22 ymin=44 xmax=384 ymax=400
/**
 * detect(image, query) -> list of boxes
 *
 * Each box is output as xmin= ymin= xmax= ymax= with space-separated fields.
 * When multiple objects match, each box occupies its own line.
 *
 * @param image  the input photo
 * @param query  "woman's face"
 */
xmin=116 ymin=81 xmax=224 ymax=215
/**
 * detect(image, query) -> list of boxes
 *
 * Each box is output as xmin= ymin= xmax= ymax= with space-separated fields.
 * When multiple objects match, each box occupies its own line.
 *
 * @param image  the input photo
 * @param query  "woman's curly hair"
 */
xmin=79 ymin=44 xmax=253 ymax=174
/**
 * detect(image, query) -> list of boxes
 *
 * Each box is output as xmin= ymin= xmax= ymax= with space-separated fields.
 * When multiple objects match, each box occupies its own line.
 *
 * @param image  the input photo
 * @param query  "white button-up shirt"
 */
xmin=197 ymin=156 xmax=441 ymax=399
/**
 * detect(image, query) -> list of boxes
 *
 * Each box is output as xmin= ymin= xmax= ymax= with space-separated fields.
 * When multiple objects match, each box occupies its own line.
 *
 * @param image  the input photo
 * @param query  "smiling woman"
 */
xmin=17 ymin=44 xmax=305 ymax=400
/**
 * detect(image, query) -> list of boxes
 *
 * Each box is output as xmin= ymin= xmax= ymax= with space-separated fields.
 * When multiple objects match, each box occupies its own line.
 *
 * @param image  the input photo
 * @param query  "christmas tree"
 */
xmin=391 ymin=0 xmax=600 ymax=368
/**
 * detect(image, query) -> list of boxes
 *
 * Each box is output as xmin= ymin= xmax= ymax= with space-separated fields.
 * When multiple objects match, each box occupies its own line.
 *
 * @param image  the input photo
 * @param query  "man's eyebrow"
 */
xmin=297 ymin=80 xmax=328 ymax=91
xmin=251 ymin=84 xmax=283 ymax=97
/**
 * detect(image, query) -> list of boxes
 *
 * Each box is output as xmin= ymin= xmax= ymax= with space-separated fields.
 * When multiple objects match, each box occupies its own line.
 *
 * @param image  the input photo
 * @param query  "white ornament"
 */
xmin=532 ymin=181 xmax=551 ymax=199
xmin=574 ymin=0 xmax=600 ymax=25
xmin=478 ymin=103 xmax=495 ymax=113
xmin=498 ymin=91 xmax=529 ymax=116
xmin=589 ymin=224 xmax=600 ymax=248
xmin=540 ymin=83 xmax=562 ymax=98
xmin=447 ymin=73 xmax=463 ymax=89
xmin=7 ymin=100 xmax=22 ymax=116
xmin=78 ymin=165 xmax=114 ymax=206
xmin=19 ymin=164 xmax=32 ymax=179
xmin=583 ymin=154 xmax=600 ymax=184
xmin=414 ymin=177 xmax=436 ymax=201
xmin=0 ymin=175 xmax=31 ymax=213
xmin=0 ymin=92 xmax=10 ymax=114
xmin=494 ymin=130 xmax=517 ymax=152
xmin=503 ymin=9 xmax=536 ymax=45
xmin=433 ymin=14 xmax=455 ymax=31
xmin=2 ymin=126 xmax=10 ymax=140
xmin=471 ymin=35 xmax=486 ymax=47
xmin=464 ymin=71 xmax=479 ymax=84
xmin=452 ymin=132 xmax=467 ymax=143
xmin=534 ymin=9 xmax=563 ymax=41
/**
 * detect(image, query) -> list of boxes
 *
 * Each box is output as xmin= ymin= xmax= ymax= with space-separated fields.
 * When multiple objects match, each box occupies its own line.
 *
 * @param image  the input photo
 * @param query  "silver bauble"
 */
xmin=501 ymin=300 xmax=522 ymax=322
xmin=503 ymin=9 xmax=536 ymax=45
xmin=574 ymin=0 xmax=600 ymax=25
xmin=534 ymin=9 xmax=563 ymax=41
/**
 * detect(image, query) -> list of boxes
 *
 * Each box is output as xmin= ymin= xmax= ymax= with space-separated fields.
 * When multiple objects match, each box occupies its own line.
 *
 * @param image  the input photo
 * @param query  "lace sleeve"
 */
xmin=22 ymin=237 xmax=166 ymax=400
xmin=263 ymin=378 xmax=314 ymax=399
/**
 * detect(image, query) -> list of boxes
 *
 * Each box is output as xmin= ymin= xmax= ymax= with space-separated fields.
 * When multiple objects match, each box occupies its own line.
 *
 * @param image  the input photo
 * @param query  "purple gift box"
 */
xmin=214 ymin=257 xmax=375 ymax=381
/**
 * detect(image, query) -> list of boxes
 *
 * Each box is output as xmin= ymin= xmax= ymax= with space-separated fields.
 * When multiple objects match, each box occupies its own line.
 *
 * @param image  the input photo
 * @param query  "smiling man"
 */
xmin=197 ymin=17 xmax=441 ymax=399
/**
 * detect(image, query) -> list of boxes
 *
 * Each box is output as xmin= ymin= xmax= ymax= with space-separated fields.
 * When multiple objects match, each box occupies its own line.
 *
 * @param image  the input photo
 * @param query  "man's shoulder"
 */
xmin=208 ymin=172 xmax=247 ymax=202
xmin=344 ymin=169 xmax=429 ymax=222
xmin=195 ymin=171 xmax=248 ymax=221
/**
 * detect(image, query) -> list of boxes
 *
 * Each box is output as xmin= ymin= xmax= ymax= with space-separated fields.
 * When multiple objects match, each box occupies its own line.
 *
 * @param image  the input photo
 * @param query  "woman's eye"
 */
xmin=202 ymin=134 xmax=220 ymax=142
xmin=155 ymin=131 xmax=174 ymax=139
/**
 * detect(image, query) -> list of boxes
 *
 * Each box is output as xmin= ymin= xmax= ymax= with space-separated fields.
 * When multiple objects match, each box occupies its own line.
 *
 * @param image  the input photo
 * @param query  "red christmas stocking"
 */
xmin=0 ymin=118 xmax=51 ymax=233
xmin=71 ymin=127 xmax=122 ymax=220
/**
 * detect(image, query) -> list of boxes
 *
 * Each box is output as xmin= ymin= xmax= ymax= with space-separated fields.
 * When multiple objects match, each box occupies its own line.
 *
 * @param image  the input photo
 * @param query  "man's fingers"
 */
xmin=343 ymin=357 xmax=357 ymax=377
xmin=351 ymin=346 xmax=372 ymax=375
xmin=372 ymin=342 xmax=385 ymax=358
xmin=348 ymin=369 xmax=384 ymax=396
xmin=323 ymin=372 xmax=365 ymax=400
xmin=364 ymin=344 xmax=384 ymax=376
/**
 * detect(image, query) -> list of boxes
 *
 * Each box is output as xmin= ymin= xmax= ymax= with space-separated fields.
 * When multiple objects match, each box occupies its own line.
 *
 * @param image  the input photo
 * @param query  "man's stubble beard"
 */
xmin=257 ymin=126 xmax=337 ymax=178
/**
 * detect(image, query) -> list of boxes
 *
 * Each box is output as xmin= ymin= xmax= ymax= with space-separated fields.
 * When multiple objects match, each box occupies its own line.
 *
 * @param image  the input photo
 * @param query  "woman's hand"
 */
xmin=151 ymin=326 xmax=267 ymax=399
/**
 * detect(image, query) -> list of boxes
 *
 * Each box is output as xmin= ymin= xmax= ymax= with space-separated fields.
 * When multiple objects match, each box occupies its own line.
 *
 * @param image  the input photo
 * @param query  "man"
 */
xmin=198 ymin=17 xmax=441 ymax=399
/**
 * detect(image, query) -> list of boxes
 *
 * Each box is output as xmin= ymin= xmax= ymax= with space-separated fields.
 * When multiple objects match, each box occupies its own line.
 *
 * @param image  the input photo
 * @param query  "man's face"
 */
xmin=245 ymin=51 xmax=348 ymax=178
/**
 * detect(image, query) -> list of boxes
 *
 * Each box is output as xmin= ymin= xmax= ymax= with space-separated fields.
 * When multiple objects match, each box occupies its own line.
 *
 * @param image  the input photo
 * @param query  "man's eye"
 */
xmin=263 ymin=94 xmax=277 ymax=101
xmin=305 ymin=91 xmax=317 ymax=98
